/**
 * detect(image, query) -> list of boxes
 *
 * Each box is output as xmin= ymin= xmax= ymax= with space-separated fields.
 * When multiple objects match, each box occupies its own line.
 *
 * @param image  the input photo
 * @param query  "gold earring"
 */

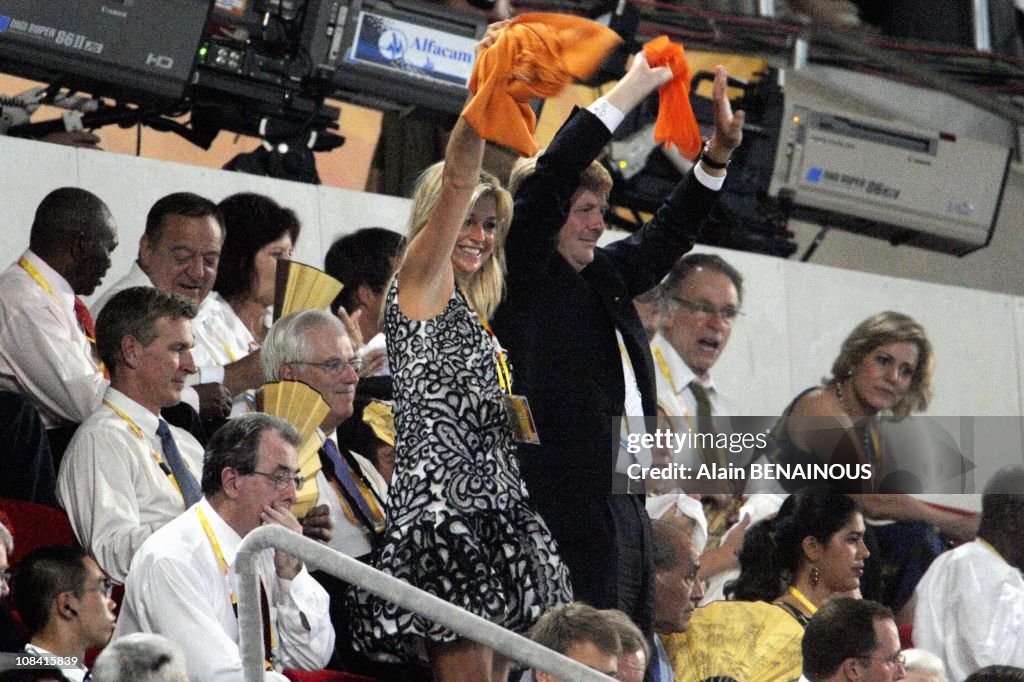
xmin=810 ymin=566 xmax=820 ymax=587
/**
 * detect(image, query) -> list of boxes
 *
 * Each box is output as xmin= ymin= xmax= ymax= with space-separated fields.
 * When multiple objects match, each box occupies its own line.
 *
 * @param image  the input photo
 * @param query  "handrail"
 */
xmin=235 ymin=525 xmax=612 ymax=682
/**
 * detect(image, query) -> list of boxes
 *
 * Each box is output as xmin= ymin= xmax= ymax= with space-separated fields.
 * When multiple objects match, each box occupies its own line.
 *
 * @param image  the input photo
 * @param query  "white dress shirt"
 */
xmin=115 ymin=497 xmax=335 ymax=681
xmin=57 ymin=387 xmax=205 ymax=583
xmin=315 ymin=430 xmax=389 ymax=558
xmin=23 ymin=643 xmax=88 ymax=682
xmin=190 ymin=291 xmax=263 ymax=416
xmin=0 ymin=250 xmax=107 ymax=429
xmin=914 ymin=539 xmax=1024 ymax=680
xmin=650 ymin=332 xmax=738 ymax=422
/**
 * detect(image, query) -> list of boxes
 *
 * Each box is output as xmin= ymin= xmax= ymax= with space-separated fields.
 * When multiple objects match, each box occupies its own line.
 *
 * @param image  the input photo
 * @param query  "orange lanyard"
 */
xmin=197 ymin=506 xmax=275 ymax=666
xmin=103 ymin=400 xmax=185 ymax=500
xmin=478 ymin=317 xmax=512 ymax=394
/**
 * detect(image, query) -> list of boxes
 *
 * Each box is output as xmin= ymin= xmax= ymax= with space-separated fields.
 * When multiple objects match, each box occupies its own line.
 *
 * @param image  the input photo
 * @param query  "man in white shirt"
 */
xmin=913 ymin=466 xmax=1024 ymax=680
xmin=12 ymin=545 xmax=118 ymax=682
xmin=261 ymin=309 xmax=388 ymax=671
xmin=115 ymin=413 xmax=335 ymax=680
xmin=58 ymin=286 xmax=205 ymax=583
xmin=650 ymin=253 xmax=743 ymax=442
xmin=0 ymin=187 xmax=118 ymax=456
xmin=801 ymin=598 xmax=904 ymax=682
xmin=261 ymin=309 xmax=388 ymax=560
xmin=93 ymin=192 xmax=259 ymax=421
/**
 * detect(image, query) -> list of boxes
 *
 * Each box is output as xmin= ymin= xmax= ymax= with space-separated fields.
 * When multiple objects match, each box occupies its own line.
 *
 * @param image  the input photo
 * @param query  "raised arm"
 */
xmin=396 ymin=25 xmax=503 ymax=321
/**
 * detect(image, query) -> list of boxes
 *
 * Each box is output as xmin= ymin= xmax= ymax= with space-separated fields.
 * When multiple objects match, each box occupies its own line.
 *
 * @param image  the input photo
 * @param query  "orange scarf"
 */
xmin=463 ymin=13 xmax=622 ymax=157
xmin=643 ymin=36 xmax=703 ymax=160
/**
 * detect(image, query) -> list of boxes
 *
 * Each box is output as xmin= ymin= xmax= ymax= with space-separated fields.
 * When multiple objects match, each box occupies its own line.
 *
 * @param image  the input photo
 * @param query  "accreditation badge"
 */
xmin=504 ymin=394 xmax=540 ymax=444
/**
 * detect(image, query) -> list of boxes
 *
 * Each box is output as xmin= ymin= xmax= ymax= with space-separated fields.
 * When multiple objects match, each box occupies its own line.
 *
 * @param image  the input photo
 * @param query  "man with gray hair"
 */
xmin=914 ymin=466 xmax=1024 ymax=679
xmin=57 ymin=286 xmax=204 ymax=584
xmin=261 ymin=309 xmax=387 ymax=559
xmin=90 ymin=633 xmax=189 ymax=682
xmin=114 ymin=414 xmax=335 ymax=681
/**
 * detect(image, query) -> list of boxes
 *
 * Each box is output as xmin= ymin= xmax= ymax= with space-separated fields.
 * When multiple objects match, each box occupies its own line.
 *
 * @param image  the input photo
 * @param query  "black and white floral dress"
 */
xmin=350 ymin=282 xmax=572 ymax=662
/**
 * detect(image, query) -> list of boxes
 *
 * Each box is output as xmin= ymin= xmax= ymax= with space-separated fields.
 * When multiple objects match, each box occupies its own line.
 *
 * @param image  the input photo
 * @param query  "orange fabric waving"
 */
xmin=643 ymin=36 xmax=703 ymax=161
xmin=463 ymin=13 xmax=621 ymax=157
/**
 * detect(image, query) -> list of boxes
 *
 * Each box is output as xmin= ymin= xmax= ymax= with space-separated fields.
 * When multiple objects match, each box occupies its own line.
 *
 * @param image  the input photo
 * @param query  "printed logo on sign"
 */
xmin=806 ymin=167 xmax=824 ymax=183
xmin=379 ymin=29 xmax=407 ymax=60
xmin=0 ymin=15 xmax=10 ymax=32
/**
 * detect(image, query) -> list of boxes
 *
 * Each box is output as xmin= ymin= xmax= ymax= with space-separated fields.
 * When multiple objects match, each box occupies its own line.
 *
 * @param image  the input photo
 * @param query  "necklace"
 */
xmin=834 ymin=381 xmax=852 ymax=415
xmin=835 ymin=381 xmax=880 ymax=469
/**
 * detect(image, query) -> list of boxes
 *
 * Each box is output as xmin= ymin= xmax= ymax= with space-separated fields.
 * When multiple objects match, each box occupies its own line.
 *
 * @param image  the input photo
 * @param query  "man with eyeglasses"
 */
xmin=0 ymin=187 xmax=118 ymax=461
xmin=58 ymin=287 xmax=205 ymax=585
xmin=800 ymin=597 xmax=905 ymax=682
xmin=115 ymin=413 xmax=334 ymax=681
xmin=260 ymin=309 xmax=390 ymax=673
xmin=11 ymin=545 xmax=117 ymax=682
xmin=651 ymin=253 xmax=743 ymax=437
xmin=261 ymin=309 xmax=387 ymax=560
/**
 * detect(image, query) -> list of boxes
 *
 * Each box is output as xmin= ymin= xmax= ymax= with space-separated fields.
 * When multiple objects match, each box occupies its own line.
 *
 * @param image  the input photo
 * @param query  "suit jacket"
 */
xmin=491 ymin=107 xmax=719 ymax=550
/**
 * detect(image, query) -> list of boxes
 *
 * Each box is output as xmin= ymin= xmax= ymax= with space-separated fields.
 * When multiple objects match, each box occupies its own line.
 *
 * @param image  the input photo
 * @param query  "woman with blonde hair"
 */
xmin=764 ymin=310 xmax=976 ymax=622
xmin=349 ymin=24 xmax=572 ymax=682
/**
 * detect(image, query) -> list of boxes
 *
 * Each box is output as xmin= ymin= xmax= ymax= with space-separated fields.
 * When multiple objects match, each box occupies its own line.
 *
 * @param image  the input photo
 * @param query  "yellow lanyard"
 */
xmin=978 ymin=538 xmax=1005 ymax=562
xmin=19 ymin=255 xmax=99 ymax=341
xmin=787 ymin=585 xmax=819 ymax=616
xmin=196 ymin=506 xmax=276 ymax=666
xmin=651 ymin=346 xmax=697 ymax=431
xmin=478 ymin=317 xmax=512 ymax=394
xmin=18 ymin=256 xmax=59 ymax=302
xmin=20 ymin=256 xmax=105 ymax=373
xmin=102 ymin=400 xmax=185 ymax=500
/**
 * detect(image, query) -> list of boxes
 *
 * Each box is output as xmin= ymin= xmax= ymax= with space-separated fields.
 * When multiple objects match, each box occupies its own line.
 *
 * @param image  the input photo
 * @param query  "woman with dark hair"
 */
xmin=212 ymin=192 xmax=301 ymax=350
xmin=663 ymin=492 xmax=868 ymax=682
xmin=727 ymin=492 xmax=867 ymax=624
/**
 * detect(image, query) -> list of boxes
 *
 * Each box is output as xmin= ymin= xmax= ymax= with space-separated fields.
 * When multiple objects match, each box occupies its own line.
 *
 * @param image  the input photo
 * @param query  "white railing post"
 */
xmin=235 ymin=526 xmax=614 ymax=682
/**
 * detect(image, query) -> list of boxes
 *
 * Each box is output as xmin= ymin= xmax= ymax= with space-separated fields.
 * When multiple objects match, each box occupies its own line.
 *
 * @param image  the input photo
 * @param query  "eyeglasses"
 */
xmin=82 ymin=578 xmax=115 ymax=599
xmin=859 ymin=652 xmax=906 ymax=669
xmin=293 ymin=357 xmax=364 ymax=375
xmin=671 ymin=297 xmax=742 ymax=322
xmin=246 ymin=469 xmax=306 ymax=491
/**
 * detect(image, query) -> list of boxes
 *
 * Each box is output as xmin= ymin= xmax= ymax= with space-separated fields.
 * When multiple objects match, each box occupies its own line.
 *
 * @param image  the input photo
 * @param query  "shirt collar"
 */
xmin=23 ymin=249 xmax=76 ymax=312
xmin=103 ymin=386 xmax=162 ymax=437
xmin=198 ymin=497 xmax=243 ymax=567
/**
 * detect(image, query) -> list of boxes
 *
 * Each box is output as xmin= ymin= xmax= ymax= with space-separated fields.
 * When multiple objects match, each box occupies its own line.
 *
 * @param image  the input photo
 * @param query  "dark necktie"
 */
xmin=156 ymin=419 xmax=202 ymax=506
xmin=321 ymin=438 xmax=384 ymax=533
xmin=689 ymin=380 xmax=725 ymax=467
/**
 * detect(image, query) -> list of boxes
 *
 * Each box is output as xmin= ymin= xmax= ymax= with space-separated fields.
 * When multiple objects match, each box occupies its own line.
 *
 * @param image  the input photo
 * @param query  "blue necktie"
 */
xmin=322 ymin=438 xmax=384 ymax=531
xmin=156 ymin=419 xmax=202 ymax=507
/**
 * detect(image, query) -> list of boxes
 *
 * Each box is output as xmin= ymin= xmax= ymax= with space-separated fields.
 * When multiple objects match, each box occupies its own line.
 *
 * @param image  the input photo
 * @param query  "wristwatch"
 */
xmin=698 ymin=139 xmax=731 ymax=170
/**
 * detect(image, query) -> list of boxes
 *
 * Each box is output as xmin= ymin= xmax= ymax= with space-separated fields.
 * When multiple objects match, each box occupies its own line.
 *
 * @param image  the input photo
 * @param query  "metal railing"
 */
xmin=235 ymin=525 xmax=612 ymax=682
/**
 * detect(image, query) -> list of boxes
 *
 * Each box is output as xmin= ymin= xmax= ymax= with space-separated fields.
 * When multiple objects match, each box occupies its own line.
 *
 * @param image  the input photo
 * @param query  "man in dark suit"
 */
xmin=491 ymin=52 xmax=743 ymax=660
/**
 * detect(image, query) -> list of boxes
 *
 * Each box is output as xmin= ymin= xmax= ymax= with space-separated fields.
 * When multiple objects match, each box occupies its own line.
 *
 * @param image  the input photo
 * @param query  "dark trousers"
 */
xmin=0 ymin=391 xmax=58 ymax=507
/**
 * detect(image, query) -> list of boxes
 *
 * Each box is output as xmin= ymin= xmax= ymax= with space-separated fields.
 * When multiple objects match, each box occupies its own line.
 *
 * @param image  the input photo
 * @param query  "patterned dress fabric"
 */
xmin=350 ymin=282 xmax=572 ymax=662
